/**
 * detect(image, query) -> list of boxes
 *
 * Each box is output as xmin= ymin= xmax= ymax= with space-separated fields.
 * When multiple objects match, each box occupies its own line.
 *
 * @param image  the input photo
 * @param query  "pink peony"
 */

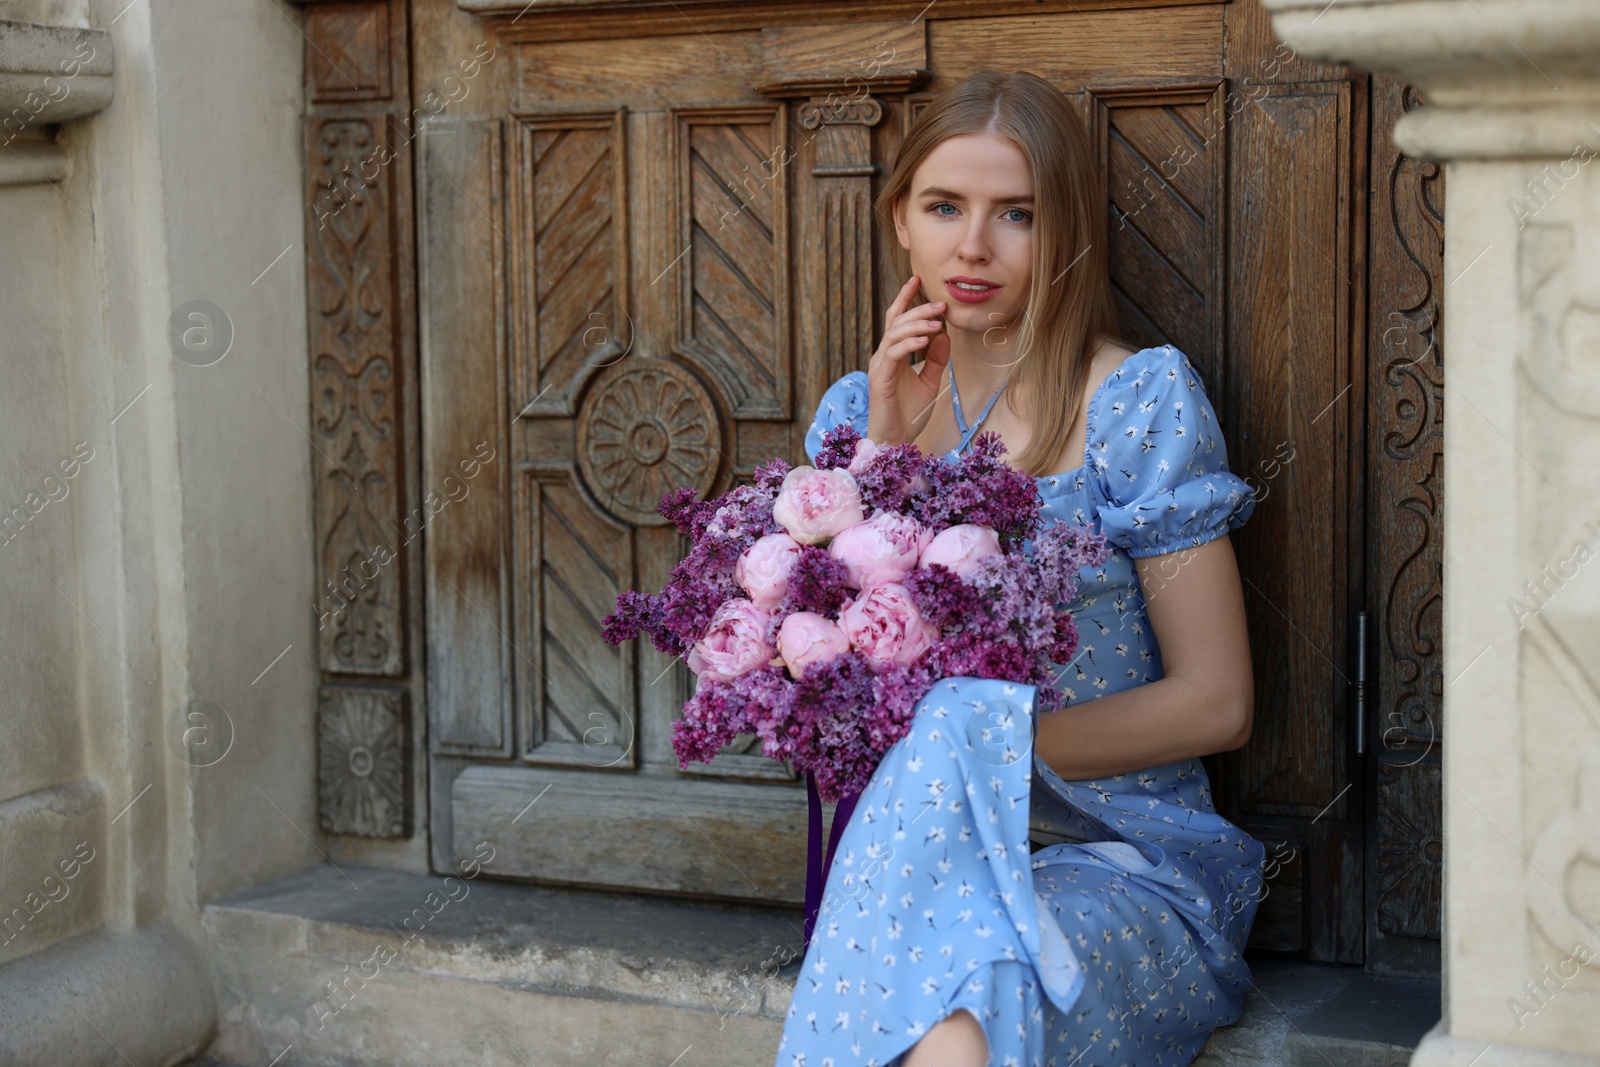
xmin=777 ymin=611 xmax=850 ymax=680
xmin=829 ymin=511 xmax=934 ymax=589
xmin=735 ymin=532 xmax=803 ymax=611
xmin=847 ymin=436 xmax=881 ymax=475
xmin=771 ymin=465 xmax=865 ymax=545
xmin=687 ymin=599 xmax=775 ymax=684
xmin=919 ymin=523 xmax=1002 ymax=578
xmin=839 ymin=582 xmax=937 ymax=672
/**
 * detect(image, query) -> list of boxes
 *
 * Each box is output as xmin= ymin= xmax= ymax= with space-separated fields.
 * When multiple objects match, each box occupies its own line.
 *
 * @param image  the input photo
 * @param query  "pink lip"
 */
xmin=944 ymin=276 xmax=1003 ymax=303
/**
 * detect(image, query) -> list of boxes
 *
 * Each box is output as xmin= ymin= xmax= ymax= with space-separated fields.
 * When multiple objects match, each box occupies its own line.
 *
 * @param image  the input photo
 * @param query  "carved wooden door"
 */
xmin=357 ymin=0 xmax=1446 ymax=973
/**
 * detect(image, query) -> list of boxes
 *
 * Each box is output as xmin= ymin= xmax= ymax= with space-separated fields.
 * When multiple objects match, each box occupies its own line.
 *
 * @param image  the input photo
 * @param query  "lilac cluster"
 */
xmin=775 ymin=546 xmax=853 ymax=619
xmin=921 ymin=430 xmax=1048 ymax=546
xmin=810 ymin=423 xmax=862 ymax=472
xmin=603 ymin=479 xmax=784 ymax=657
xmin=853 ymin=445 xmax=934 ymax=515
xmin=601 ymin=422 xmax=1109 ymax=802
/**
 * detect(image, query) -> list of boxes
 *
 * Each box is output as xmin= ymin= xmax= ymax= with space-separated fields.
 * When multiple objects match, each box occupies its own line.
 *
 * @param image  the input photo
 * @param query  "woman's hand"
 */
xmin=866 ymin=275 xmax=950 ymax=446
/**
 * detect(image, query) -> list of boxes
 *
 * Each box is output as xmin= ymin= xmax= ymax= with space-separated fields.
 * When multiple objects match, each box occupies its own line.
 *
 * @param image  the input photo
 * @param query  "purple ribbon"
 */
xmin=803 ymin=771 xmax=862 ymax=950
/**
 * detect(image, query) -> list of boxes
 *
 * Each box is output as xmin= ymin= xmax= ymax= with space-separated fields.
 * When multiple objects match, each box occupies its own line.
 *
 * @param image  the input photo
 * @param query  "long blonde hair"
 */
xmin=875 ymin=70 xmax=1118 ymax=477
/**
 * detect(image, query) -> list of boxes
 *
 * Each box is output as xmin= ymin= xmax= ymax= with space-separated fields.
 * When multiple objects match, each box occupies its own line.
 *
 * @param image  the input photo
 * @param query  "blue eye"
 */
xmin=927 ymin=201 xmax=1031 ymax=223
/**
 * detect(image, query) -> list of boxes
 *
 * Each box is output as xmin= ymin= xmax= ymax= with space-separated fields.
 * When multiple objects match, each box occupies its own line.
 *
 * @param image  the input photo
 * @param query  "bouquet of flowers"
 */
xmin=601 ymin=422 xmax=1110 ymax=803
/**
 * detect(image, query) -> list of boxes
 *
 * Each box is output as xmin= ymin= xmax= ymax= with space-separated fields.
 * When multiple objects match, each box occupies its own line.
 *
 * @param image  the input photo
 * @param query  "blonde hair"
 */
xmin=875 ymin=70 xmax=1119 ymax=476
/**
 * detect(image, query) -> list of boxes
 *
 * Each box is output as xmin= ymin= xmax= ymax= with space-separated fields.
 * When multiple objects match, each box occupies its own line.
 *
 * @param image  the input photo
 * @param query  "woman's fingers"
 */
xmin=922 ymin=328 xmax=951 ymax=375
xmin=883 ymin=275 xmax=921 ymax=331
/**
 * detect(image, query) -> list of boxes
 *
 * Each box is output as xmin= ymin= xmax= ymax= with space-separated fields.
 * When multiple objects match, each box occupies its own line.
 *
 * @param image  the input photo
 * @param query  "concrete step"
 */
xmin=199 ymin=864 xmax=1438 ymax=1067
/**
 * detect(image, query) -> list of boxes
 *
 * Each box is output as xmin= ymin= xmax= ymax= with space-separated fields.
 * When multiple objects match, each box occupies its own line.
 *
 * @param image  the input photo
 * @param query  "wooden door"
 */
xmin=342 ymin=0 xmax=1449 ymax=973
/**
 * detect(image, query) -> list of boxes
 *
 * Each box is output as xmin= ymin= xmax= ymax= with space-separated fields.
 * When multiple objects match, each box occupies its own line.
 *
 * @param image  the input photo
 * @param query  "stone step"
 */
xmin=199 ymin=864 xmax=1438 ymax=1066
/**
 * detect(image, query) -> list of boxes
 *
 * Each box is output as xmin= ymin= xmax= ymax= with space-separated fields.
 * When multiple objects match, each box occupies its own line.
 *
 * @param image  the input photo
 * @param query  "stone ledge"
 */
xmin=0 ymin=917 xmax=215 ymax=1065
xmin=204 ymin=863 xmax=1439 ymax=1067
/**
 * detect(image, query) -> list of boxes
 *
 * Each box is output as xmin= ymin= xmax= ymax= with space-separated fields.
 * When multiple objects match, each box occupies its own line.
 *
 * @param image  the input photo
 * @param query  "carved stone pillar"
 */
xmin=1264 ymin=2 xmax=1600 ymax=1064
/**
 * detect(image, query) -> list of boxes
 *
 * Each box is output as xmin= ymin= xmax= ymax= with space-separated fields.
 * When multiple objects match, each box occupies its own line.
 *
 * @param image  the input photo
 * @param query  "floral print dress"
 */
xmin=775 ymin=345 xmax=1267 ymax=1067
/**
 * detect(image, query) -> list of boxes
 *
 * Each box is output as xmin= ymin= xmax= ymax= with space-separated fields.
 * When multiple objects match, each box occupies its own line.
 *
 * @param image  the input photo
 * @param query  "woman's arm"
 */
xmin=1032 ymin=534 xmax=1254 ymax=780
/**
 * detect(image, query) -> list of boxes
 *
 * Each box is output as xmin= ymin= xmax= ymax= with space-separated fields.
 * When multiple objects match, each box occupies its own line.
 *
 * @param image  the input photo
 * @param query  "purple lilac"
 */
xmin=923 ymin=431 xmax=1044 ymax=545
xmin=812 ymin=423 xmax=863 ymax=472
xmin=775 ymin=546 xmax=854 ymax=620
xmin=849 ymin=441 xmax=933 ymax=515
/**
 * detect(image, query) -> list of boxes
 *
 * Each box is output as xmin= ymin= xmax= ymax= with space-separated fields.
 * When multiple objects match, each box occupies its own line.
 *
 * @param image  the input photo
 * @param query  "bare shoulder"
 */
xmin=1087 ymin=335 xmax=1139 ymax=387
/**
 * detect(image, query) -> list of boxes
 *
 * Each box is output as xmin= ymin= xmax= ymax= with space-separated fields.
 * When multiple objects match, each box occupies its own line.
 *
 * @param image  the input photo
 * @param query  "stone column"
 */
xmin=1263 ymin=2 xmax=1600 ymax=1064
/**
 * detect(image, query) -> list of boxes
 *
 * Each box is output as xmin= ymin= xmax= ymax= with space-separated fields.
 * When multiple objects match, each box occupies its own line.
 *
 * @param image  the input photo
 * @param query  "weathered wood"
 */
xmin=318 ymin=684 xmax=410 ymax=837
xmin=519 ymin=474 xmax=637 ymax=768
xmin=306 ymin=2 xmax=391 ymax=102
xmin=1364 ymin=76 xmax=1445 ymax=979
xmin=509 ymin=110 xmax=629 ymax=420
xmin=672 ymin=105 xmax=790 ymax=420
xmin=1216 ymin=0 xmax=1371 ymax=959
xmin=470 ymin=0 xmax=1218 ymax=44
xmin=308 ymin=116 xmax=406 ymax=678
xmin=924 ymin=7 xmax=1223 ymax=87
xmin=1093 ymin=82 xmax=1226 ymax=367
xmin=419 ymin=118 xmax=512 ymax=757
xmin=452 ymin=763 xmax=830 ymax=902
xmin=302 ymin=0 xmax=425 ymax=846
xmin=400 ymin=0 xmax=1447 ymax=978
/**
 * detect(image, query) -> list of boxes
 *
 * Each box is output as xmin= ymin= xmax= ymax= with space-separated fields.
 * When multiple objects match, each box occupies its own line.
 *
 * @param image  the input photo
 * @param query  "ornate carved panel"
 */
xmin=1366 ymin=78 xmax=1445 ymax=977
xmin=301 ymin=0 xmax=421 ymax=844
xmin=1373 ymin=84 xmax=1445 ymax=756
xmin=308 ymin=117 xmax=406 ymax=679
xmin=510 ymin=110 xmax=630 ymax=420
xmin=318 ymin=683 xmax=410 ymax=837
xmin=517 ymin=470 xmax=638 ymax=769
xmin=1092 ymin=82 xmax=1227 ymax=367
xmin=671 ymin=105 xmax=791 ymax=421
xmin=1375 ymin=759 xmax=1442 ymax=939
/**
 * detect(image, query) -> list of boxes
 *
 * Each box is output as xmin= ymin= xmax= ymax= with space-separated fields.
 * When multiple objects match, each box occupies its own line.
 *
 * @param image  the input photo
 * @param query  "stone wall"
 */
xmin=0 ymin=0 xmax=317 ymax=1060
xmin=1266 ymin=1 xmax=1600 ymax=1063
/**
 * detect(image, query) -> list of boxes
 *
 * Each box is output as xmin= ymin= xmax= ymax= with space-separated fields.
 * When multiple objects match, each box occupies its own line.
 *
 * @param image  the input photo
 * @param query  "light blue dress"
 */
xmin=776 ymin=345 xmax=1266 ymax=1067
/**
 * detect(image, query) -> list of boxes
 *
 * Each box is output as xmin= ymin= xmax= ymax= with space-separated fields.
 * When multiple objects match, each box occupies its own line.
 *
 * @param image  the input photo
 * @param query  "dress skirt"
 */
xmin=774 ymin=676 xmax=1265 ymax=1067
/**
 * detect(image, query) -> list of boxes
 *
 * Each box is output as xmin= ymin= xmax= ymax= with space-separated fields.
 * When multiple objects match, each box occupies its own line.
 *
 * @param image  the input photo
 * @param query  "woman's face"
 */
xmin=894 ymin=132 xmax=1035 ymax=343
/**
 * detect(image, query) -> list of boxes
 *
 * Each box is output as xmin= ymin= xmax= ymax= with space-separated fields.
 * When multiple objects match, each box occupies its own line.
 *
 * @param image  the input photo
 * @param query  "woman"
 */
xmin=776 ymin=71 xmax=1266 ymax=1067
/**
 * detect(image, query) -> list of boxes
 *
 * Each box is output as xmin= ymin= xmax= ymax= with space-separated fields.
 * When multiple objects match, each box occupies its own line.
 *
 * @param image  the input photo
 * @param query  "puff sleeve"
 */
xmin=1089 ymin=346 xmax=1256 ymax=558
xmin=803 ymin=370 xmax=870 ymax=464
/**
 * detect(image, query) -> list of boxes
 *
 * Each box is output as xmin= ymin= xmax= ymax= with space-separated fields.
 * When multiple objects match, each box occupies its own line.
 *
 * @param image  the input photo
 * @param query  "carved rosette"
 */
xmin=1375 ymin=760 xmax=1442 ymax=938
xmin=577 ymin=361 xmax=721 ymax=525
xmin=318 ymin=684 xmax=408 ymax=837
